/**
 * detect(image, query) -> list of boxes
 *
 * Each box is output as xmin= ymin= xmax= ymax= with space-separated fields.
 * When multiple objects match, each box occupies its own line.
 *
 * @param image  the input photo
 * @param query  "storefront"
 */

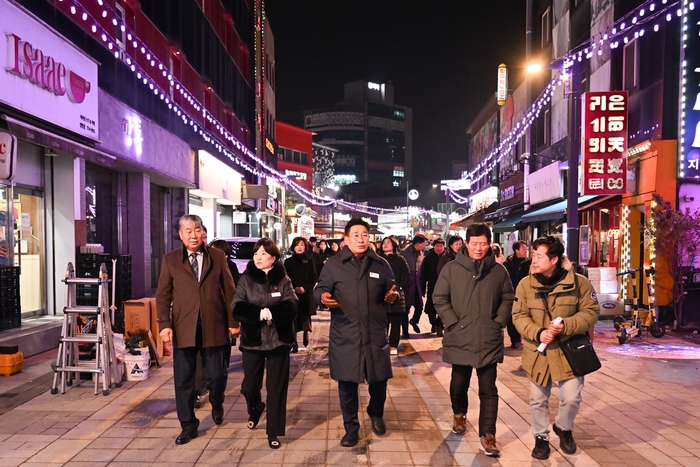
xmin=0 ymin=1 xmax=100 ymax=324
xmin=188 ymin=150 xmax=244 ymax=240
xmin=488 ymin=172 xmax=525 ymax=255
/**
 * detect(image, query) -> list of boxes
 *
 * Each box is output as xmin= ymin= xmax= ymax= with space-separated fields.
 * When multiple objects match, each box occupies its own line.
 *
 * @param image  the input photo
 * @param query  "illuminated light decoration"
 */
xmin=102 ymin=10 xmax=107 ymax=18
xmin=82 ymin=12 xmax=88 ymax=20
xmin=70 ymin=6 xmax=76 ymax=14
xmin=91 ymin=25 xmax=97 ymax=33
xmin=454 ymin=0 xmax=679 ymax=187
xmin=112 ymin=18 xmax=118 ymax=26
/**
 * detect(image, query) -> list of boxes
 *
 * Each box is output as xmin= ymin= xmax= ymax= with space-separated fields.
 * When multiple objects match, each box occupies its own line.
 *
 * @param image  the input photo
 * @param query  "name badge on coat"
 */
xmin=369 ymin=272 xmax=379 ymax=279
xmin=271 ymin=292 xmax=282 ymax=297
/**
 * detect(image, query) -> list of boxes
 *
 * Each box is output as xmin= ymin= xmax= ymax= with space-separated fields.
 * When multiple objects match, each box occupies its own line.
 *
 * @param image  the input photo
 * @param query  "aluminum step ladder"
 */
xmin=51 ymin=262 xmax=122 ymax=395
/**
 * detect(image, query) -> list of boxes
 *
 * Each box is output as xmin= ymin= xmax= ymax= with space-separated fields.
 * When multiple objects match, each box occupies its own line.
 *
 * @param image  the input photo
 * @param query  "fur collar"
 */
xmin=245 ymin=260 xmax=287 ymax=284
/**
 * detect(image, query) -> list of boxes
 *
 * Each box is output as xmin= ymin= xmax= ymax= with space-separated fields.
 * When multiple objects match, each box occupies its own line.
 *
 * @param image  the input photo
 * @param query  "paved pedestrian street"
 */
xmin=1 ymin=312 xmax=700 ymax=466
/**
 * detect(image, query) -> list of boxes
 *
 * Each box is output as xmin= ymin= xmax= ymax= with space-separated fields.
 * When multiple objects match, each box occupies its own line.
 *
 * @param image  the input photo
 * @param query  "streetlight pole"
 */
xmin=566 ymin=60 xmax=581 ymax=266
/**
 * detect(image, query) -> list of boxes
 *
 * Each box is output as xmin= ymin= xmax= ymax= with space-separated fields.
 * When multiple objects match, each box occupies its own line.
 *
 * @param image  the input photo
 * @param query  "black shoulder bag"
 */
xmin=541 ymin=276 xmax=601 ymax=377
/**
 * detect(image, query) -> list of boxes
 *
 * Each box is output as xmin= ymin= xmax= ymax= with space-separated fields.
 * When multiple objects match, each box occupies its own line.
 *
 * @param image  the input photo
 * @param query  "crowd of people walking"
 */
xmin=156 ymin=214 xmax=600 ymax=459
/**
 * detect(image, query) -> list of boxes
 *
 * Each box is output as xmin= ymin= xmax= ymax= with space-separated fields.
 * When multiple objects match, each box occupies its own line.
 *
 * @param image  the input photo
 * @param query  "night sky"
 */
xmin=265 ymin=1 xmax=527 ymax=185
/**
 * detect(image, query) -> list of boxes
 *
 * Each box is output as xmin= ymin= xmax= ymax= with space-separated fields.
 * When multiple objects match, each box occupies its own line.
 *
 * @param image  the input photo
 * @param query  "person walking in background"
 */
xmin=437 ymin=235 xmax=463 ymax=276
xmin=314 ymin=218 xmax=398 ymax=447
xmin=421 ymin=238 xmax=446 ymax=336
xmin=306 ymin=236 xmax=317 ymax=259
xmin=503 ymin=240 xmax=528 ymax=348
xmin=210 ymin=239 xmax=241 ymax=286
xmin=232 ymin=238 xmax=298 ymax=450
xmin=433 ymin=223 xmax=514 ymax=457
xmin=491 ymin=244 xmax=506 ymax=264
xmin=512 ymin=236 xmax=599 ymax=460
xmin=378 ymin=237 xmax=410 ymax=355
xmin=284 ymin=237 xmax=318 ymax=353
xmin=314 ymin=240 xmax=328 ymax=276
xmin=156 ymin=215 xmax=238 ymax=445
xmin=401 ymin=234 xmax=427 ymax=336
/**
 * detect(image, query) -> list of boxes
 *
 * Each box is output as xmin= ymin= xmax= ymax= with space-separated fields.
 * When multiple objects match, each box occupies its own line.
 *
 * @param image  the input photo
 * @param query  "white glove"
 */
xmin=259 ymin=307 xmax=273 ymax=323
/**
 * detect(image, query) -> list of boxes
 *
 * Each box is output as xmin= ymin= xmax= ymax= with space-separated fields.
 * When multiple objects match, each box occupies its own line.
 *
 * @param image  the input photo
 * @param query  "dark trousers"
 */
xmin=387 ymin=314 xmax=402 ymax=347
xmin=194 ymin=335 xmax=234 ymax=394
xmin=506 ymin=316 xmax=521 ymax=345
xmin=241 ymin=346 xmax=290 ymax=437
xmin=338 ymin=379 xmax=387 ymax=433
xmin=408 ymin=293 xmax=424 ymax=324
xmin=423 ymin=290 xmax=443 ymax=328
xmin=449 ymin=362 xmax=498 ymax=437
xmin=172 ymin=344 xmax=228 ymax=431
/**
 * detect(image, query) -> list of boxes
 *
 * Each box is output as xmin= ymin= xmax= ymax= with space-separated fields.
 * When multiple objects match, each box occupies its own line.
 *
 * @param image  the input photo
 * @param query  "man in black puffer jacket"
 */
xmin=315 ymin=218 xmax=398 ymax=448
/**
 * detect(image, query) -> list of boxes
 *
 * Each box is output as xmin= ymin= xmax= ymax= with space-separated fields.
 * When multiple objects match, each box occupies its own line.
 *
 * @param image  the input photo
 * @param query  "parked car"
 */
xmin=212 ymin=237 xmax=261 ymax=274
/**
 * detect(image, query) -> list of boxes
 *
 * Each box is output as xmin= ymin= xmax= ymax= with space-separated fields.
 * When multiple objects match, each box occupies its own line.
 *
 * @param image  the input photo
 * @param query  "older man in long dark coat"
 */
xmin=156 ymin=214 xmax=237 ymax=445
xmin=315 ymin=218 xmax=398 ymax=447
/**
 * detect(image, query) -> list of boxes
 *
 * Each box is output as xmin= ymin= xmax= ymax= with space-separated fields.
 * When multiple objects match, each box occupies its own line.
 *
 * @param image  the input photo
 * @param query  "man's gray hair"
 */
xmin=178 ymin=214 xmax=204 ymax=230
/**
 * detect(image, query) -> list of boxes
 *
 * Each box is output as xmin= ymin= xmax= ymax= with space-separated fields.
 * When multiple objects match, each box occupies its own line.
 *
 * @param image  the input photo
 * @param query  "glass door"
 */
xmin=13 ymin=189 xmax=45 ymax=316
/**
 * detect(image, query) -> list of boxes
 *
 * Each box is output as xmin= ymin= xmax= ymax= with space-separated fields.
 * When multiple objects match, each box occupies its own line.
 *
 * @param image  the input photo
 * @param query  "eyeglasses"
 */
xmin=348 ymin=233 xmax=370 ymax=241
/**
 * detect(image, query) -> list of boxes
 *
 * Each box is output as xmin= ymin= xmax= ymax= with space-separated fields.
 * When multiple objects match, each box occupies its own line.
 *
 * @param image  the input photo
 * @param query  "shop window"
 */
xmin=541 ymin=8 xmax=551 ymax=49
xmin=13 ymin=188 xmax=45 ymax=316
xmin=623 ymin=39 xmax=639 ymax=91
xmin=85 ymin=164 xmax=117 ymax=254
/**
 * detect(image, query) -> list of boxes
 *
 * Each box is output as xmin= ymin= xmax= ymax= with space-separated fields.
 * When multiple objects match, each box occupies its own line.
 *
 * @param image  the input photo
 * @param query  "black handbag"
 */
xmin=558 ymin=333 xmax=601 ymax=376
xmin=541 ymin=274 xmax=601 ymax=377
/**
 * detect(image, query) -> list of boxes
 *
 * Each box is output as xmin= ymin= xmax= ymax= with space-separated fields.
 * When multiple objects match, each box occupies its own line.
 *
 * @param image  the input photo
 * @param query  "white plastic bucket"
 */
xmin=123 ymin=350 xmax=150 ymax=381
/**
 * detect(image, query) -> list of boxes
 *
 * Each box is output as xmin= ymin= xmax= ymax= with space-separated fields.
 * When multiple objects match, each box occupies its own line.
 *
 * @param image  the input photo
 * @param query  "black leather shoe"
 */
xmin=175 ymin=428 xmax=198 ymax=445
xmin=553 ymin=424 xmax=577 ymax=454
xmin=410 ymin=320 xmax=420 ymax=334
xmin=369 ymin=416 xmax=386 ymax=436
xmin=531 ymin=435 xmax=550 ymax=459
xmin=436 ymin=326 xmax=444 ymax=337
xmin=340 ymin=430 xmax=359 ymax=447
xmin=211 ymin=404 xmax=224 ymax=425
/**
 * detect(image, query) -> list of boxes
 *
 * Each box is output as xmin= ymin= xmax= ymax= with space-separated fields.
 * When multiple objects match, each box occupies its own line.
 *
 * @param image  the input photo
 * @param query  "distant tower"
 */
xmin=304 ymin=80 xmax=412 ymax=188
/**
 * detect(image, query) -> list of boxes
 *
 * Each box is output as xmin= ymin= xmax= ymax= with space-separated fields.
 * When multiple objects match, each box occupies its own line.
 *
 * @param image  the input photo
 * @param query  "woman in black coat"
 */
xmin=284 ymin=237 xmax=318 ymax=352
xmin=232 ymin=238 xmax=298 ymax=450
xmin=379 ymin=237 xmax=410 ymax=354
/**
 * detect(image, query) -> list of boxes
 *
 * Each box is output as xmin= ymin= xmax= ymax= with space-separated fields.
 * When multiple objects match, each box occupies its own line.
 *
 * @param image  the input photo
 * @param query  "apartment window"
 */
xmin=541 ymin=8 xmax=551 ymax=48
xmin=301 ymin=152 xmax=308 ymax=165
xmin=115 ymin=3 xmax=126 ymax=62
xmin=623 ymin=39 xmax=639 ymax=90
xmin=544 ymin=109 xmax=551 ymax=145
xmin=293 ymin=150 xmax=301 ymax=164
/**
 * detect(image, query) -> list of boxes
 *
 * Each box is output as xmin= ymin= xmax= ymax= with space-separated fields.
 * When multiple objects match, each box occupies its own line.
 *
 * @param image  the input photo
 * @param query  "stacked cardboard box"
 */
xmin=123 ymin=298 xmax=164 ymax=359
xmin=587 ymin=267 xmax=623 ymax=315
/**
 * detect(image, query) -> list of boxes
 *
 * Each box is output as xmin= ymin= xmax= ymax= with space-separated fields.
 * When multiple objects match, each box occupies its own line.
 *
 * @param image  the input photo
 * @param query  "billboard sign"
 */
xmin=581 ymin=91 xmax=628 ymax=195
xmin=1 ymin=2 xmax=99 ymax=140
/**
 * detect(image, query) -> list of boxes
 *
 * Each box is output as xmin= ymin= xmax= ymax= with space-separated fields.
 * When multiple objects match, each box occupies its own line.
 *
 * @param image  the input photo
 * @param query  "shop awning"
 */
xmin=3 ymin=114 xmax=118 ymax=168
xmin=492 ymin=211 xmax=527 ymax=233
xmin=521 ymin=195 xmax=600 ymax=223
xmin=484 ymin=206 xmax=513 ymax=221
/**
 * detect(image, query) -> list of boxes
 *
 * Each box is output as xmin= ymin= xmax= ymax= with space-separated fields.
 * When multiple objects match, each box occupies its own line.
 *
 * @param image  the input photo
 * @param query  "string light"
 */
xmin=457 ymin=0 xmax=679 ymax=188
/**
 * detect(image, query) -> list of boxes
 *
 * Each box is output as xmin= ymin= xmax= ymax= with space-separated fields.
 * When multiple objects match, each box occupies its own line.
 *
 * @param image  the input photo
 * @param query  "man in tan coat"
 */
xmin=156 ymin=215 xmax=238 ymax=445
xmin=512 ymin=236 xmax=599 ymax=460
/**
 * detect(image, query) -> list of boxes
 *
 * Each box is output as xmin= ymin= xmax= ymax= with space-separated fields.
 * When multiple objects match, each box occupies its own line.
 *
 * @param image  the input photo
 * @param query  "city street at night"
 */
xmin=1 ymin=314 xmax=699 ymax=467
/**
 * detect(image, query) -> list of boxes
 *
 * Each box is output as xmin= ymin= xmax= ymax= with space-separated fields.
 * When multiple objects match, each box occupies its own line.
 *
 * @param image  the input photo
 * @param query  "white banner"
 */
xmin=0 ymin=132 xmax=17 ymax=181
xmin=528 ymin=162 xmax=563 ymax=205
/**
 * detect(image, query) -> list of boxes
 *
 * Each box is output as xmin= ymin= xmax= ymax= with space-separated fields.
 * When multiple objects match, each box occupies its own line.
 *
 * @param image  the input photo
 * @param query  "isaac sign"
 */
xmin=1 ymin=2 xmax=99 ymax=139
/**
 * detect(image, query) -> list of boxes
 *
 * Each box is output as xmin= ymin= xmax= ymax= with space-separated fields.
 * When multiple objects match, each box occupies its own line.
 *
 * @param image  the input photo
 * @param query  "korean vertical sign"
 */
xmin=581 ymin=91 xmax=628 ymax=195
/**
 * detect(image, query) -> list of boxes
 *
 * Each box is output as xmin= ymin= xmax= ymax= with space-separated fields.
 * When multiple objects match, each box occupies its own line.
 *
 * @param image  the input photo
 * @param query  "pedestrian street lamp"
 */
xmin=406 ymin=184 xmax=419 ymax=237
xmin=526 ymin=58 xmax=582 ymax=265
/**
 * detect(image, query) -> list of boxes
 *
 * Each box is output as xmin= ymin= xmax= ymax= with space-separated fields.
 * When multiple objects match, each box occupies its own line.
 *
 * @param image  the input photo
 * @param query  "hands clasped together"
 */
xmin=321 ymin=285 xmax=398 ymax=309
xmin=259 ymin=307 xmax=273 ymax=324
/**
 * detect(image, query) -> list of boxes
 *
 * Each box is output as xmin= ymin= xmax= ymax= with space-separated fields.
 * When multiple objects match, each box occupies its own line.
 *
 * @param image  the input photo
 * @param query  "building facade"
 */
xmin=303 ymin=80 xmax=413 ymax=189
xmin=0 ymin=0 xmax=256 ymax=353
